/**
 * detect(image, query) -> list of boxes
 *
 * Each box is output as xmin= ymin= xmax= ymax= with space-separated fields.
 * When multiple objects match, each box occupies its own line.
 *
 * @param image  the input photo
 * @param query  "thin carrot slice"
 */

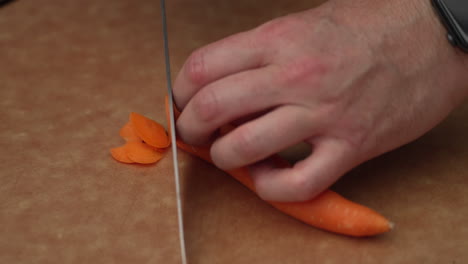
xmin=119 ymin=121 xmax=141 ymax=142
xmin=130 ymin=112 xmax=170 ymax=148
xmin=124 ymin=141 xmax=164 ymax=164
xmin=110 ymin=145 xmax=134 ymax=164
xmin=148 ymin=145 xmax=169 ymax=153
xmin=166 ymin=97 xmax=392 ymax=237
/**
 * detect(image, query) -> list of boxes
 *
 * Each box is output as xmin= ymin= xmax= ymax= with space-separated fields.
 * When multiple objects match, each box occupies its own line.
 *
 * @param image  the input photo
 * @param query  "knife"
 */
xmin=159 ymin=1 xmax=188 ymax=263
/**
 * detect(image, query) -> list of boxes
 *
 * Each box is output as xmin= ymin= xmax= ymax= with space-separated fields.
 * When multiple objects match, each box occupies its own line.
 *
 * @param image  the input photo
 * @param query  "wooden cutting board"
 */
xmin=0 ymin=0 xmax=467 ymax=263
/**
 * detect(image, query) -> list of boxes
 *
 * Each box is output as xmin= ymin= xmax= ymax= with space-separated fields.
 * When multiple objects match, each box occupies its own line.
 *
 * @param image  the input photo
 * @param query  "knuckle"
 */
xmin=231 ymin=127 xmax=259 ymax=162
xmin=191 ymin=89 xmax=219 ymax=122
xmin=341 ymin=124 xmax=371 ymax=150
xmin=331 ymin=113 xmax=373 ymax=150
xmin=288 ymin=174 xmax=314 ymax=201
xmin=185 ymin=48 xmax=208 ymax=85
xmin=277 ymin=58 xmax=329 ymax=87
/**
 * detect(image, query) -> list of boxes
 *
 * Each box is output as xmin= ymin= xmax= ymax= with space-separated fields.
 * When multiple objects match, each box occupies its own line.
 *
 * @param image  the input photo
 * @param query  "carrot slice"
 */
xmin=124 ymin=141 xmax=164 ymax=164
xmin=119 ymin=121 xmax=141 ymax=142
xmin=166 ymin=96 xmax=392 ymax=237
xmin=130 ymin=112 xmax=170 ymax=148
xmin=110 ymin=145 xmax=134 ymax=164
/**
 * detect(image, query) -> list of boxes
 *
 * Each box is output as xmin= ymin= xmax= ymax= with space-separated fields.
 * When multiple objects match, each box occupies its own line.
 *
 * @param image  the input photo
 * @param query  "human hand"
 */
xmin=173 ymin=0 xmax=468 ymax=202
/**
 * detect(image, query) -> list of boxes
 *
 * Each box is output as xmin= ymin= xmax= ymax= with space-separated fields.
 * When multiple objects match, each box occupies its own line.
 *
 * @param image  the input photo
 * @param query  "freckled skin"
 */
xmin=174 ymin=0 xmax=468 ymax=202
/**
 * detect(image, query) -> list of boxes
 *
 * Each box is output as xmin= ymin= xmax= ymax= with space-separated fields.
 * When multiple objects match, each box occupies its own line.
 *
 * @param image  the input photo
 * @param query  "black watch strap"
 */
xmin=431 ymin=0 xmax=468 ymax=53
xmin=0 ymin=0 xmax=15 ymax=8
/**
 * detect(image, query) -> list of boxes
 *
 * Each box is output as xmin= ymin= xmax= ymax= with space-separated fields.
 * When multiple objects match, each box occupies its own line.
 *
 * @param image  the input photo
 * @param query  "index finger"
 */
xmin=173 ymin=30 xmax=267 ymax=109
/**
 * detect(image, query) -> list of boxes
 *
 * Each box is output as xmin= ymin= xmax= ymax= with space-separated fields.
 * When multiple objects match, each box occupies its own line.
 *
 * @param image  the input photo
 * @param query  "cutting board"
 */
xmin=0 ymin=0 xmax=467 ymax=263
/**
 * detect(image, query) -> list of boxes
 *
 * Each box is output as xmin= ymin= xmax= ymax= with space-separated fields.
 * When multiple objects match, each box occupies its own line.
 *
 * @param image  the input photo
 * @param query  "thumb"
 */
xmin=249 ymin=139 xmax=355 ymax=202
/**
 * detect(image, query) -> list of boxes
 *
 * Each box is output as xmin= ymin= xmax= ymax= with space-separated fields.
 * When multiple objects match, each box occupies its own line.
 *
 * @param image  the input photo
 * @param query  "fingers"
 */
xmin=173 ymin=31 xmax=267 ymax=109
xmin=210 ymin=105 xmax=319 ymax=170
xmin=176 ymin=66 xmax=283 ymax=145
xmin=249 ymin=139 xmax=354 ymax=202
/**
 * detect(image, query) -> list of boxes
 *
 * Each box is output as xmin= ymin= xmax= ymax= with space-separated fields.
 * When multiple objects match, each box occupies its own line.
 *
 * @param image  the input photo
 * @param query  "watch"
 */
xmin=431 ymin=0 xmax=468 ymax=53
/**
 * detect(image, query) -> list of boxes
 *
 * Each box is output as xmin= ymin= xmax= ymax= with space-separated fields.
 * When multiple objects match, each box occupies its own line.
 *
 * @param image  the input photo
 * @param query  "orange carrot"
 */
xmin=124 ymin=141 xmax=164 ymax=164
xmin=119 ymin=121 xmax=141 ymax=142
xmin=272 ymin=191 xmax=392 ymax=237
xmin=110 ymin=145 xmax=134 ymax=164
xmin=176 ymin=139 xmax=214 ymax=164
xmin=130 ymin=112 xmax=170 ymax=148
xmin=177 ymin=139 xmax=392 ymax=237
xmin=167 ymin=96 xmax=392 ymax=237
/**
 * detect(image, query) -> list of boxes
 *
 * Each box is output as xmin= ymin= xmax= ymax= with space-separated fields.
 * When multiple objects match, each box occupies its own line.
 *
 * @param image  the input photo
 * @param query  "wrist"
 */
xmin=327 ymin=0 xmax=468 ymax=99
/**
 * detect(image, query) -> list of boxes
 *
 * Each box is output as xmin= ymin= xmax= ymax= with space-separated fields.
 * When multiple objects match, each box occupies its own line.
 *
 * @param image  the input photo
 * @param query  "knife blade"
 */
xmin=159 ymin=1 xmax=188 ymax=263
